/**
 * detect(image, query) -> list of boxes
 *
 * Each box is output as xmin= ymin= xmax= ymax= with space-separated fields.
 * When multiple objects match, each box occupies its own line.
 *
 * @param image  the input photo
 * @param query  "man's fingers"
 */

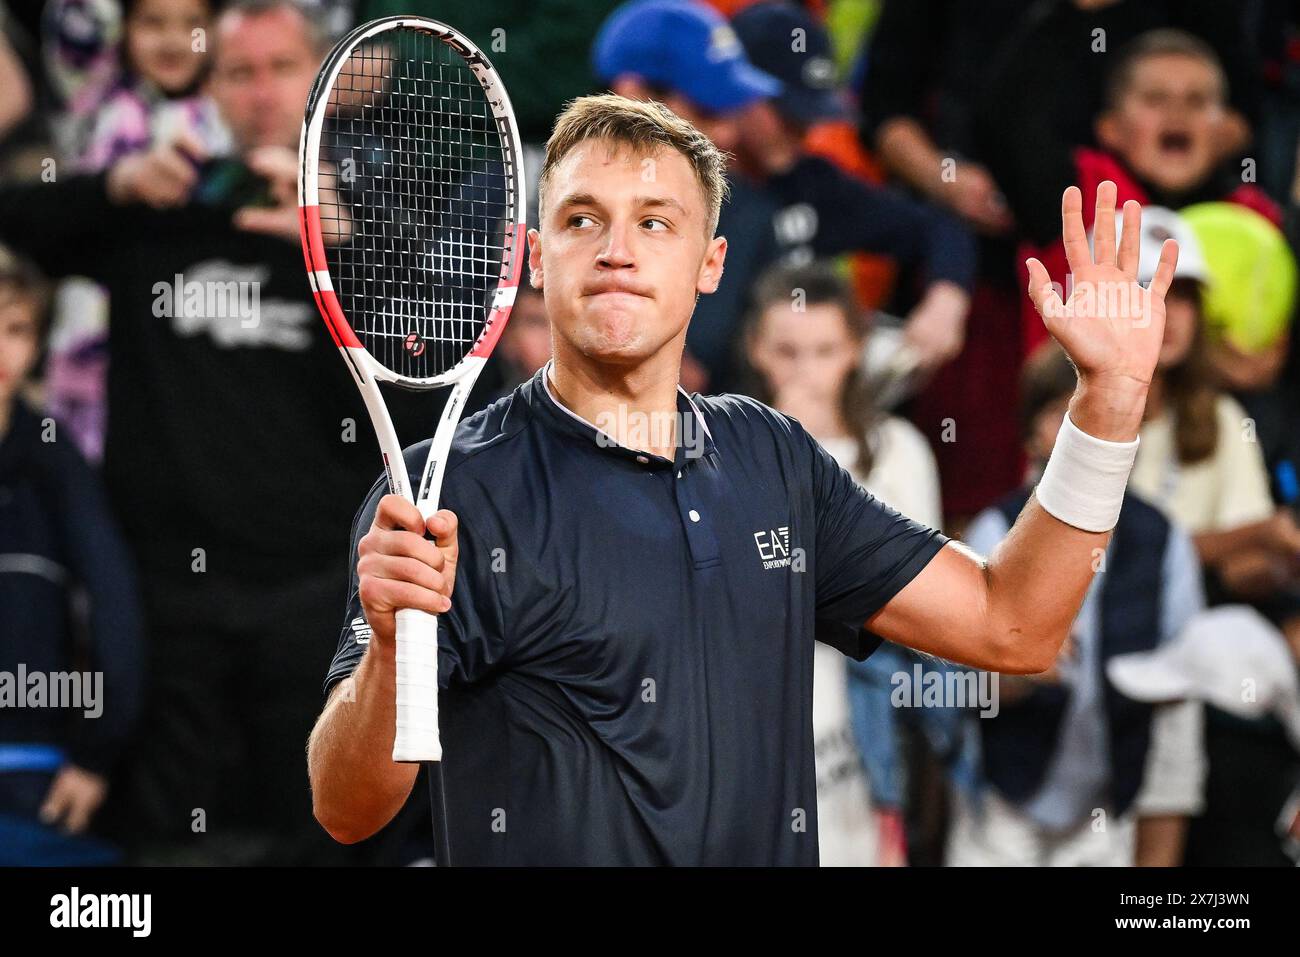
xmin=426 ymin=509 xmax=459 ymax=562
xmin=246 ymin=145 xmax=297 ymax=180
xmin=1092 ymin=180 xmax=1117 ymax=267
xmin=1026 ymin=257 xmax=1063 ymax=321
xmin=1149 ymin=238 xmax=1179 ymax=300
xmin=1117 ymin=199 xmax=1141 ymax=276
xmin=358 ymin=576 xmax=450 ymax=615
xmin=358 ymin=553 xmax=446 ymax=596
xmin=358 ymin=527 xmax=445 ymax=570
xmin=373 ymin=493 xmax=426 ymax=533
xmin=1060 ymin=186 xmax=1090 ymax=275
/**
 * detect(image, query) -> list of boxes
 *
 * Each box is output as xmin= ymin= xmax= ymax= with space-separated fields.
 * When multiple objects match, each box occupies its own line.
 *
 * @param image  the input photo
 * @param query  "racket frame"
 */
xmin=298 ymin=15 xmax=527 ymax=767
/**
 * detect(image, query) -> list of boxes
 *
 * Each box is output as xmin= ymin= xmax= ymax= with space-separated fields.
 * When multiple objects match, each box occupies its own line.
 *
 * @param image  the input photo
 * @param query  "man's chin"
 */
xmin=576 ymin=340 xmax=655 ymax=366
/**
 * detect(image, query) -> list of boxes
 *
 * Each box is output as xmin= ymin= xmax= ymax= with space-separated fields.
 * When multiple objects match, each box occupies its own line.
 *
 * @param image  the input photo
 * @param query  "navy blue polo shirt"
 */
xmin=324 ymin=364 xmax=947 ymax=865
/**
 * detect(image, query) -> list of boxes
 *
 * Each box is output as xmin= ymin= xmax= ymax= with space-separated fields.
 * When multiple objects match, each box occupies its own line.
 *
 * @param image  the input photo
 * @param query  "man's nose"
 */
xmin=596 ymin=221 xmax=635 ymax=268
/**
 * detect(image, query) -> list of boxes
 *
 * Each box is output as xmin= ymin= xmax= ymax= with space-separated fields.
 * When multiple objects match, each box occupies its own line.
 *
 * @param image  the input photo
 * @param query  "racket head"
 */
xmin=299 ymin=16 xmax=527 ymax=389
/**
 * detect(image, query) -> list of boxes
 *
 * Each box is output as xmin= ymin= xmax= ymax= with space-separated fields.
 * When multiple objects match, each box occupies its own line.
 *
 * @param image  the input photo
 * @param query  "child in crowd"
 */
xmin=76 ymin=0 xmax=226 ymax=172
xmin=46 ymin=0 xmax=229 ymax=463
xmin=745 ymin=260 xmax=944 ymax=866
xmin=0 ymin=245 xmax=143 ymax=865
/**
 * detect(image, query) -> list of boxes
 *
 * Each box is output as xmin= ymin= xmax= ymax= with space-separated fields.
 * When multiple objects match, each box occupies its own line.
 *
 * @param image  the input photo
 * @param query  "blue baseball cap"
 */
xmin=732 ymin=2 xmax=850 ymax=124
xmin=593 ymin=0 xmax=781 ymax=114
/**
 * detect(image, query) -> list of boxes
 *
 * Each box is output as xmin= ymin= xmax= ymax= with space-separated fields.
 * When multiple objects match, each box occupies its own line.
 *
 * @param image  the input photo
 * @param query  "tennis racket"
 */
xmin=298 ymin=16 xmax=525 ymax=803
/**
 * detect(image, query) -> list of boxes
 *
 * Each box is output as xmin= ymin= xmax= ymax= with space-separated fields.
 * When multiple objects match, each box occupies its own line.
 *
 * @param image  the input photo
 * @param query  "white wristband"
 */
xmin=1034 ymin=413 xmax=1139 ymax=533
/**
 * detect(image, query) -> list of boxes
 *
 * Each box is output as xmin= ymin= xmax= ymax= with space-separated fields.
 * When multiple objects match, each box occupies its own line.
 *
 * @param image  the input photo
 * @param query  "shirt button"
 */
xmin=636 ymin=455 xmax=649 ymax=465
xmin=688 ymin=509 xmax=701 ymax=523
xmin=676 ymin=470 xmax=682 ymax=479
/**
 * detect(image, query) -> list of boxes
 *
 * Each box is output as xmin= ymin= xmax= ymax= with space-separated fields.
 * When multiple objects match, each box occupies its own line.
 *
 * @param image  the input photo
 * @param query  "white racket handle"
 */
xmin=393 ymin=606 xmax=442 ymax=762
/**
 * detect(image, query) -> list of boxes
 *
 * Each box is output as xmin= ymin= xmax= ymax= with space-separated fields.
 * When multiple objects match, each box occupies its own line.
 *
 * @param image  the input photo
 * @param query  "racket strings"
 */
xmin=317 ymin=27 xmax=516 ymax=379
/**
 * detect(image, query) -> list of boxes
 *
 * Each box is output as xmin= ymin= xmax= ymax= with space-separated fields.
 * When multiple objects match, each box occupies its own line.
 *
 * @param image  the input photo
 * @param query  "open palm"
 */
xmin=1026 ymin=182 xmax=1179 ymax=389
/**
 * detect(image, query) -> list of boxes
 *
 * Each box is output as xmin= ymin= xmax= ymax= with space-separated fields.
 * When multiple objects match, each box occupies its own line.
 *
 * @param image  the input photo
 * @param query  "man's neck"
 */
xmin=546 ymin=345 xmax=682 ymax=459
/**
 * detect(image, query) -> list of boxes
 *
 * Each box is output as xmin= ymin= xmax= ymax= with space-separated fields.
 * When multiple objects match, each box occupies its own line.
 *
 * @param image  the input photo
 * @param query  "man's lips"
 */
xmin=584 ymin=288 xmax=652 ymax=300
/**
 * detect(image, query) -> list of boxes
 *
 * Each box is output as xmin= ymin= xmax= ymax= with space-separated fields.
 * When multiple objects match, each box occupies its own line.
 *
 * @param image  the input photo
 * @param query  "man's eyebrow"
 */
xmin=551 ymin=193 xmax=690 ymax=217
xmin=634 ymin=195 xmax=689 ymax=216
xmin=554 ymin=192 xmax=602 ymax=212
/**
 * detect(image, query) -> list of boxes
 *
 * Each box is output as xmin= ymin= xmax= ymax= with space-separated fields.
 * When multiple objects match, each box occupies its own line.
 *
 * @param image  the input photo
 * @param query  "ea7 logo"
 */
xmin=754 ymin=527 xmax=792 ymax=569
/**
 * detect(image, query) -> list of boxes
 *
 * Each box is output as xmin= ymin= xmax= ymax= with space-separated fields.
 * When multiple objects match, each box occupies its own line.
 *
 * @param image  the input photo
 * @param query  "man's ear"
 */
xmin=1095 ymin=112 xmax=1123 ymax=153
xmin=696 ymin=235 xmax=727 ymax=295
xmin=527 ymin=228 xmax=543 ymax=289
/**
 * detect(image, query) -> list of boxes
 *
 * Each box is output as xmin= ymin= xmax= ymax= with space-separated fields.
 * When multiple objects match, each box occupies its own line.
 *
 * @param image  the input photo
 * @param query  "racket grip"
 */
xmin=393 ymin=606 xmax=443 ymax=762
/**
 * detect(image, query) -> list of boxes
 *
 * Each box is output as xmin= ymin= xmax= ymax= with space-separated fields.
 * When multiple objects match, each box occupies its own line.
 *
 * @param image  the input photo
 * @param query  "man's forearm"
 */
xmin=979 ymin=497 xmax=1111 ymax=672
xmin=308 ymin=642 xmax=418 ymax=844
xmin=984 ymin=379 xmax=1144 ymax=663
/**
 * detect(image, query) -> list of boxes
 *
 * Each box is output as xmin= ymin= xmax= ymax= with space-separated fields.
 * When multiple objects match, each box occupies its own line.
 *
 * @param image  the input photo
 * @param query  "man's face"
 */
xmin=208 ymin=8 xmax=320 ymax=152
xmin=529 ymin=140 xmax=726 ymax=369
xmin=732 ymin=99 xmax=801 ymax=175
xmin=1099 ymin=54 xmax=1223 ymax=194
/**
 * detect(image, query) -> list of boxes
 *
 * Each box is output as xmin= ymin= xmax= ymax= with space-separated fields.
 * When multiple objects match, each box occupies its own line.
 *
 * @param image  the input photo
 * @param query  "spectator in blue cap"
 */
xmin=727 ymin=2 xmax=976 ymax=385
xmin=592 ymin=0 xmax=780 ymax=155
xmin=592 ymin=0 xmax=977 ymax=394
xmin=730 ymin=0 xmax=852 ymax=126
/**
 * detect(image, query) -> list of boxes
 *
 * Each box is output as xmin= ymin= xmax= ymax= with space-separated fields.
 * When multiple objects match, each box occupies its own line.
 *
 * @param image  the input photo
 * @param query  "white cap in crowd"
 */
xmin=1092 ymin=205 xmax=1210 ymax=285
xmin=1107 ymin=605 xmax=1300 ymax=751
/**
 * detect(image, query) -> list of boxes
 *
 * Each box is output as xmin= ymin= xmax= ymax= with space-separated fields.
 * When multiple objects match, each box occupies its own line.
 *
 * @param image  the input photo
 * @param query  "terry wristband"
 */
xmin=1034 ymin=412 xmax=1139 ymax=533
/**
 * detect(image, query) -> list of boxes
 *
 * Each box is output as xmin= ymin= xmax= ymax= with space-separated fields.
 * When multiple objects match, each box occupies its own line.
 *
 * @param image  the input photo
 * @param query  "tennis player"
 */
xmin=308 ymin=94 xmax=1178 ymax=865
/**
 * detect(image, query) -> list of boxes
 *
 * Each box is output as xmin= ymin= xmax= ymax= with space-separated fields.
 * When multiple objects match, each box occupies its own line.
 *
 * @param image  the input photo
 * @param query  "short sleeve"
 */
xmin=322 ymin=469 xmax=509 ymax=697
xmin=805 ymin=427 xmax=949 ymax=632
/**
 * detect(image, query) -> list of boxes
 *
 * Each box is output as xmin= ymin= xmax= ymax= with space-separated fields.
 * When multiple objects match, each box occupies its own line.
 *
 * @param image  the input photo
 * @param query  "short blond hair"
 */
xmin=538 ymin=94 xmax=730 ymax=237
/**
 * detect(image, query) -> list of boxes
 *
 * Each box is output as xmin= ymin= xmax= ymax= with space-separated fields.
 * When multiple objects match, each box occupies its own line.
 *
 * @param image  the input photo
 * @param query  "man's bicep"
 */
xmin=865 ymin=541 xmax=1004 ymax=669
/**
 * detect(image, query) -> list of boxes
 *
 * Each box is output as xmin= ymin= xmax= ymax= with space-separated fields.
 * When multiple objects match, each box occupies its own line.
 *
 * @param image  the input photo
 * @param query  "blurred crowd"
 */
xmin=0 ymin=0 xmax=1298 ymax=867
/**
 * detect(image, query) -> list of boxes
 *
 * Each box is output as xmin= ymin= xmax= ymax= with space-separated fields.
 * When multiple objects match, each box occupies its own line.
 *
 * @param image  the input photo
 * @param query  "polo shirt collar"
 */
xmin=526 ymin=359 xmax=716 ymax=469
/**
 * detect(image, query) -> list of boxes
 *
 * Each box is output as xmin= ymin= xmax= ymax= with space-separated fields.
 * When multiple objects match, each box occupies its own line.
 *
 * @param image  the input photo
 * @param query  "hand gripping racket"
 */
xmin=298 ymin=15 xmax=526 ymax=846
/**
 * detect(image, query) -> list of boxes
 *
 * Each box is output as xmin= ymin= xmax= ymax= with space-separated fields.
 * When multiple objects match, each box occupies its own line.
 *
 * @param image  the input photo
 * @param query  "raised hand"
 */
xmin=1025 ymin=181 xmax=1179 ymax=440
